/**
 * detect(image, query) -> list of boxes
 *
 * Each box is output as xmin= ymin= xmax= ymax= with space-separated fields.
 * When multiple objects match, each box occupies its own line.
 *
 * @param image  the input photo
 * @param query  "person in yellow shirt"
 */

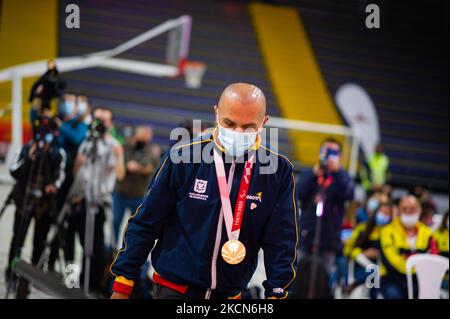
xmin=344 ymin=201 xmax=393 ymax=298
xmin=432 ymin=211 xmax=449 ymax=291
xmin=433 ymin=211 xmax=449 ymax=258
xmin=379 ymin=195 xmax=434 ymax=299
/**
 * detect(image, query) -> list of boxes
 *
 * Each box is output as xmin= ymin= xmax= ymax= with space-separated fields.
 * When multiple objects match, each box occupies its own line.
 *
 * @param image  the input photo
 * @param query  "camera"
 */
xmin=89 ymin=118 xmax=107 ymax=138
xmin=29 ymin=65 xmax=67 ymax=109
xmin=32 ymin=116 xmax=59 ymax=145
xmin=319 ymin=146 xmax=340 ymax=169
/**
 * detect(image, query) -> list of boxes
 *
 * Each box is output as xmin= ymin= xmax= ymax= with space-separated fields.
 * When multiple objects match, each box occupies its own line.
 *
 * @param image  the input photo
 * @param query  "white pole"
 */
xmin=5 ymin=73 xmax=23 ymax=168
xmin=349 ymin=134 xmax=359 ymax=178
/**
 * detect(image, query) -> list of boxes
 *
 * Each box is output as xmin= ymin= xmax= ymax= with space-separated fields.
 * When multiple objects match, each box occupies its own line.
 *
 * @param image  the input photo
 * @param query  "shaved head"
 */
xmin=216 ymin=83 xmax=268 ymax=132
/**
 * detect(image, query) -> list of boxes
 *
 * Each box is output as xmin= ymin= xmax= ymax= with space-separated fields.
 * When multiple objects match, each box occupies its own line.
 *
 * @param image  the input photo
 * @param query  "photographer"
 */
xmin=5 ymin=117 xmax=66 ymax=291
xmin=46 ymin=94 xmax=92 ymax=271
xmin=29 ymin=60 xmax=67 ymax=123
xmin=297 ymin=138 xmax=355 ymax=284
xmin=68 ymin=106 xmax=125 ymax=296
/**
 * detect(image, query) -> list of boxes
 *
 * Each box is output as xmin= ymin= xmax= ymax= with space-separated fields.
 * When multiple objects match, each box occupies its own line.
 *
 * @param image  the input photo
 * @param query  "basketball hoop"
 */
xmin=182 ymin=61 xmax=207 ymax=89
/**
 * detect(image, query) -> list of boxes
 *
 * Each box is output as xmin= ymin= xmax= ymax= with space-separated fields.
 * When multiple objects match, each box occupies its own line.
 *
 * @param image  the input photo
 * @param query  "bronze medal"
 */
xmin=221 ymin=239 xmax=246 ymax=265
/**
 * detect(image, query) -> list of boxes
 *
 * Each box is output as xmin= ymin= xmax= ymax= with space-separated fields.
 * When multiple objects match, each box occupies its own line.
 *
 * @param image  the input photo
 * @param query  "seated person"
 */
xmin=344 ymin=201 xmax=393 ymax=298
xmin=379 ymin=195 xmax=434 ymax=299
xmin=432 ymin=211 xmax=449 ymax=290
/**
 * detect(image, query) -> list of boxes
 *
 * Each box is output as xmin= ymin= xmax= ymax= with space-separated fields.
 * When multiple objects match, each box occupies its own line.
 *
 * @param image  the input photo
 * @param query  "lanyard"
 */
xmin=213 ymin=148 xmax=255 ymax=241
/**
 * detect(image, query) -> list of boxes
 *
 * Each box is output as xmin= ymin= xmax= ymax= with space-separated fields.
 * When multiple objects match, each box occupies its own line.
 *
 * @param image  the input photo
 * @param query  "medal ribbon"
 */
xmin=213 ymin=148 xmax=254 ymax=241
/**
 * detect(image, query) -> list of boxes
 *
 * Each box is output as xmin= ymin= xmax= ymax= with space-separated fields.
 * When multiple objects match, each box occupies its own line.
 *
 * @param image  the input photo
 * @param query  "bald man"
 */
xmin=379 ymin=195 xmax=435 ymax=299
xmin=110 ymin=83 xmax=298 ymax=299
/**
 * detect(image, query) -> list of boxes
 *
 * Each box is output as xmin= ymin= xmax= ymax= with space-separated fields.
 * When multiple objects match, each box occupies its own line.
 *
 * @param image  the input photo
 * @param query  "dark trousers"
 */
xmin=381 ymin=276 xmax=418 ymax=299
xmin=153 ymin=284 xmax=187 ymax=299
xmin=72 ymin=200 xmax=107 ymax=294
xmin=6 ymin=207 xmax=52 ymax=279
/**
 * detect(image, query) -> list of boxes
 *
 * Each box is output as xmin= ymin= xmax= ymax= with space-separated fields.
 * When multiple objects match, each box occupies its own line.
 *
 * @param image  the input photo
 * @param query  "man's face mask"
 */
xmin=77 ymin=101 xmax=88 ymax=116
xmin=217 ymin=125 xmax=260 ymax=158
xmin=400 ymin=212 xmax=420 ymax=229
xmin=58 ymin=100 xmax=75 ymax=118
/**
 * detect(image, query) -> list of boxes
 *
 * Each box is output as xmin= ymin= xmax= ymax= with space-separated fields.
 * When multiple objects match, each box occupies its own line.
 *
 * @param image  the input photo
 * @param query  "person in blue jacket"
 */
xmin=298 ymin=138 xmax=355 ymax=278
xmin=110 ymin=83 xmax=299 ymax=299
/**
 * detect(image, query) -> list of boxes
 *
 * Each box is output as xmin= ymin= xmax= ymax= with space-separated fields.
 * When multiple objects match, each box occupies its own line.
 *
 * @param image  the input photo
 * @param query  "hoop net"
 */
xmin=183 ymin=61 xmax=207 ymax=89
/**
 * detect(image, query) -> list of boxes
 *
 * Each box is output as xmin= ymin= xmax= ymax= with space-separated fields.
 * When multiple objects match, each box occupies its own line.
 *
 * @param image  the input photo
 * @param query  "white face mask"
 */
xmin=77 ymin=101 xmax=88 ymax=116
xmin=217 ymin=125 xmax=260 ymax=158
xmin=367 ymin=198 xmax=379 ymax=213
xmin=400 ymin=213 xmax=420 ymax=228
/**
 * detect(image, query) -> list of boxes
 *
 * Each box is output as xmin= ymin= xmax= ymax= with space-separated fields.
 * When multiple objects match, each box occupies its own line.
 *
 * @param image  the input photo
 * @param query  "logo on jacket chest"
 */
xmin=189 ymin=178 xmax=209 ymax=201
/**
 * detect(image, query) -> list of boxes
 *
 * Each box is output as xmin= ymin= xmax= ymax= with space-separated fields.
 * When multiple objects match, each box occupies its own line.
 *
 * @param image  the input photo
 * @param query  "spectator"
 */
xmin=67 ymin=106 xmax=125 ymax=295
xmin=433 ymin=211 xmax=449 ymax=258
xmin=113 ymin=125 xmax=160 ymax=244
xmin=410 ymin=185 xmax=438 ymax=214
xmin=356 ymin=192 xmax=389 ymax=224
xmin=419 ymin=207 xmax=435 ymax=228
xmin=360 ymin=144 xmax=390 ymax=192
xmin=432 ymin=211 xmax=449 ymax=291
xmin=344 ymin=201 xmax=394 ymax=298
xmin=5 ymin=117 xmax=66 ymax=294
xmin=379 ymin=195 xmax=434 ymax=299
xmin=298 ymin=138 xmax=355 ymax=278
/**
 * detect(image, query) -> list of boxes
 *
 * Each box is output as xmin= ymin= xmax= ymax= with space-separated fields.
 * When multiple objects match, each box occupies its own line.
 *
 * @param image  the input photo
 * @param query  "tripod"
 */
xmin=307 ymin=168 xmax=331 ymax=299
xmin=5 ymin=142 xmax=54 ymax=299
xmin=82 ymin=134 xmax=103 ymax=296
xmin=0 ymin=188 xmax=14 ymax=221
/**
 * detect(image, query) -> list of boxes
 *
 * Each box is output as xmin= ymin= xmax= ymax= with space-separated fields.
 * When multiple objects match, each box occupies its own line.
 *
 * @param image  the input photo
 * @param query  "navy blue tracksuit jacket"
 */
xmin=111 ymin=133 xmax=299 ymax=298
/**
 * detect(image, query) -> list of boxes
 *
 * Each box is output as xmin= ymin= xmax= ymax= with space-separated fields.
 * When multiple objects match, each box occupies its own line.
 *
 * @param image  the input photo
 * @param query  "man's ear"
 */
xmin=214 ymin=105 xmax=219 ymax=124
xmin=262 ymin=115 xmax=269 ymax=127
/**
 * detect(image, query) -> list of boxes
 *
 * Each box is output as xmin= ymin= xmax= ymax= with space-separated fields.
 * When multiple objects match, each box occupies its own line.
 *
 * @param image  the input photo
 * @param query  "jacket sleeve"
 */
xmin=261 ymin=164 xmax=299 ymax=299
xmin=380 ymin=226 xmax=407 ymax=274
xmin=110 ymin=153 xmax=177 ymax=295
xmin=9 ymin=146 xmax=30 ymax=181
xmin=328 ymin=170 xmax=355 ymax=203
xmin=343 ymin=224 xmax=365 ymax=260
xmin=58 ymin=122 xmax=88 ymax=147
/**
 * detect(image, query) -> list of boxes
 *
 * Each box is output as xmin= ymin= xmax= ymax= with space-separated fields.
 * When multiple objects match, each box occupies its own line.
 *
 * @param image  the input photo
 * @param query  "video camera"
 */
xmin=29 ymin=64 xmax=67 ymax=109
xmin=319 ymin=146 xmax=340 ymax=169
xmin=89 ymin=118 xmax=107 ymax=139
xmin=32 ymin=116 xmax=59 ymax=145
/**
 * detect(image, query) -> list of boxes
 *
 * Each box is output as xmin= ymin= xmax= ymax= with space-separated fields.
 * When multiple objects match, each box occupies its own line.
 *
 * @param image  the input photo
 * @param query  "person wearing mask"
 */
xmin=297 ymin=138 xmax=355 ymax=287
xmin=379 ymin=195 xmax=435 ymax=299
xmin=69 ymin=106 xmax=125 ymax=296
xmin=110 ymin=83 xmax=298 ymax=299
xmin=48 ymin=94 xmax=91 ymax=270
xmin=5 ymin=117 xmax=66 ymax=295
xmin=356 ymin=192 xmax=389 ymax=224
xmin=344 ymin=201 xmax=394 ymax=298
xmin=113 ymin=125 xmax=160 ymax=244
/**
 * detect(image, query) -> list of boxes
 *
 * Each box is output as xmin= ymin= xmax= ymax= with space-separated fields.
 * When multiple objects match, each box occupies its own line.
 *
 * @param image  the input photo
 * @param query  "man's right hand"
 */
xmin=110 ymin=292 xmax=130 ymax=299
